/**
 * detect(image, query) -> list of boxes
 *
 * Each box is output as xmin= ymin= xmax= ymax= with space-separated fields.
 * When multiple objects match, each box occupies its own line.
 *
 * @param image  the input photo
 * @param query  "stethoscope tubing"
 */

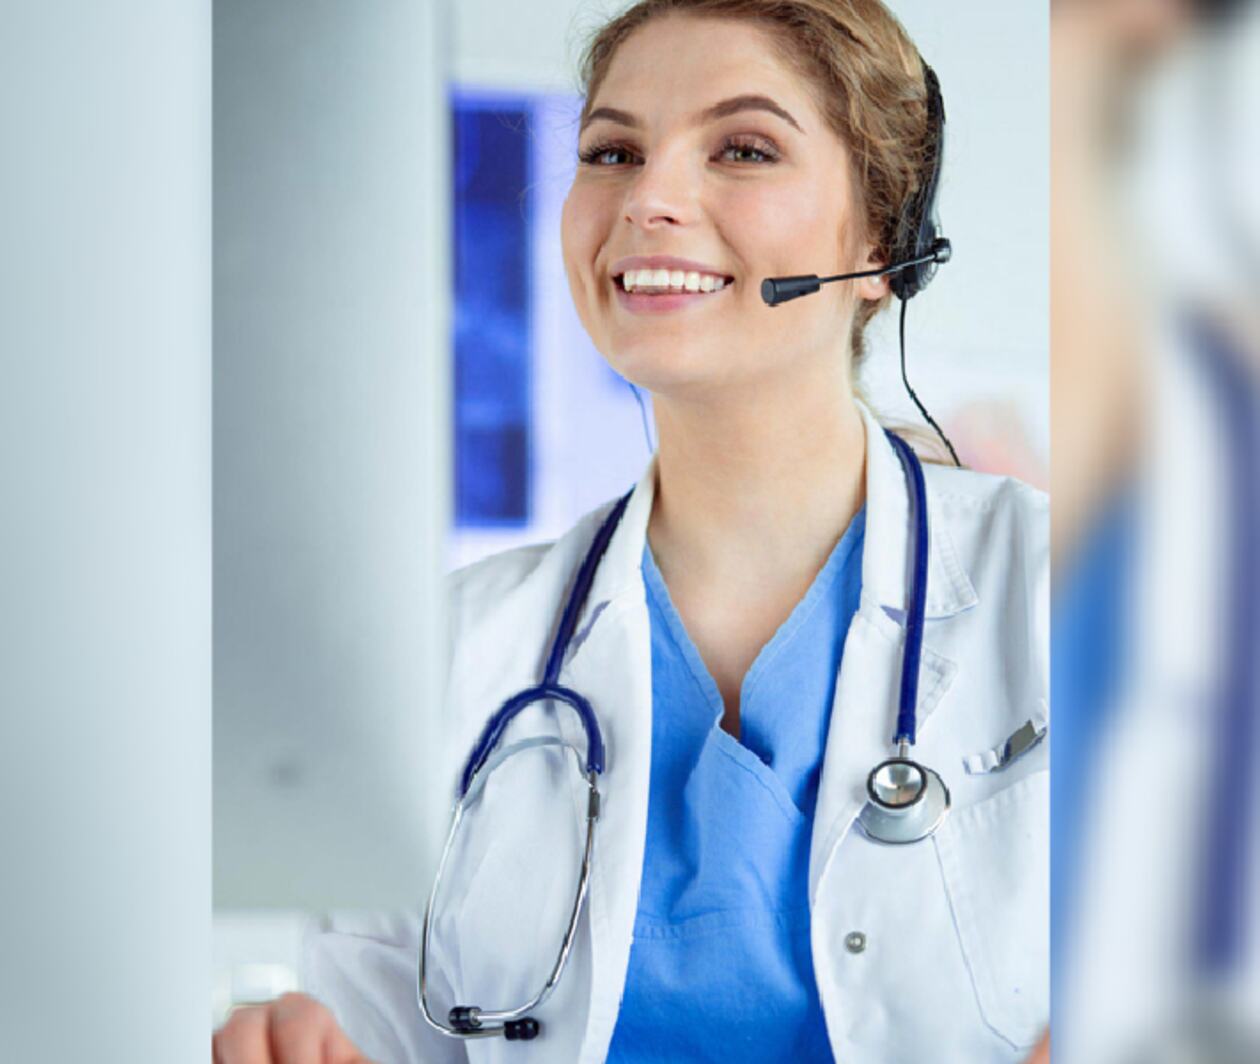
xmin=457 ymin=490 xmax=633 ymax=798
xmin=419 ymin=746 xmax=602 ymax=1040
xmin=425 ymin=429 xmax=940 ymax=1036
xmin=886 ymin=430 xmax=930 ymax=747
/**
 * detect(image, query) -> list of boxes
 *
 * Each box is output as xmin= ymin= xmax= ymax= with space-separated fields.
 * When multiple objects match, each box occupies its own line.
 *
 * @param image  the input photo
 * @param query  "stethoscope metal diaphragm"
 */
xmin=857 ymin=748 xmax=951 ymax=845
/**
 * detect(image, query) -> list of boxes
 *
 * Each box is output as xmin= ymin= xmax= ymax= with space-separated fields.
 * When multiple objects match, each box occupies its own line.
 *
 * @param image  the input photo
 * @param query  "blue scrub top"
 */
xmin=606 ymin=508 xmax=866 ymax=1062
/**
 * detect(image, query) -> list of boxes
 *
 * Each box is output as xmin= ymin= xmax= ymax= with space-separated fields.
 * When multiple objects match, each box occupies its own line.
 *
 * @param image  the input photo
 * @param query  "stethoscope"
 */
xmin=417 ymin=429 xmax=950 ymax=1043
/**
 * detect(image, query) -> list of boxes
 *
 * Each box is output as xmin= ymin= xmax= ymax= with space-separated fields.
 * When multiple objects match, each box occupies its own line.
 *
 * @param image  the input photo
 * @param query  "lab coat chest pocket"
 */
xmin=932 ymin=768 xmax=1049 ymax=1050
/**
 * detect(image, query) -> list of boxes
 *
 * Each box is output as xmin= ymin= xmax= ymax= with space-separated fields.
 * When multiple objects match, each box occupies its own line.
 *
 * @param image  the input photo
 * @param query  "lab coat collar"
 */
xmin=564 ymin=400 xmax=977 ymax=667
xmin=572 ymin=452 xmax=658 ymax=638
xmin=856 ymin=402 xmax=978 ymax=620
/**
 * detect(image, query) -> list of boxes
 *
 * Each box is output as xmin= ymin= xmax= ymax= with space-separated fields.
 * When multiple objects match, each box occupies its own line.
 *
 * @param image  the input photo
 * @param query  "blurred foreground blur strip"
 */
xmin=1052 ymin=0 xmax=1260 ymax=1059
xmin=1184 ymin=313 xmax=1258 ymax=985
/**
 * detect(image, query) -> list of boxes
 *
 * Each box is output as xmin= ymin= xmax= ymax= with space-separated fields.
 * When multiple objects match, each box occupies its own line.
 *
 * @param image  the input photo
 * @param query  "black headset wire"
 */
xmin=898 ymin=295 xmax=960 ymax=467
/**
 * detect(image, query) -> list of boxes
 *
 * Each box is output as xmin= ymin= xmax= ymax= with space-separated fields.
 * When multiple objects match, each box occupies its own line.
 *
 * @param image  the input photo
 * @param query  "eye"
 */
xmin=575 ymin=134 xmax=782 ymax=168
xmin=577 ymin=141 xmax=637 ymax=166
xmin=717 ymin=135 xmax=780 ymax=164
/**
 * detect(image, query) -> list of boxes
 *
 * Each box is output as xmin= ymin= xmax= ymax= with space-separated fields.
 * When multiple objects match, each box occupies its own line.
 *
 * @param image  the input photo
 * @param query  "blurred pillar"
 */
xmin=0 ymin=1 xmax=211 ymax=1059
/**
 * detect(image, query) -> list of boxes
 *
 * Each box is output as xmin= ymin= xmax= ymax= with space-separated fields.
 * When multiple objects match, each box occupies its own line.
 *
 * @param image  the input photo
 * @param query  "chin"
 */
xmin=603 ymin=335 xmax=746 ymax=397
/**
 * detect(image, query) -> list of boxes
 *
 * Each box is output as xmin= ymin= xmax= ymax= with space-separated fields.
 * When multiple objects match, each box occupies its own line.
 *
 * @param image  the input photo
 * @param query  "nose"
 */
xmin=622 ymin=151 xmax=698 ymax=230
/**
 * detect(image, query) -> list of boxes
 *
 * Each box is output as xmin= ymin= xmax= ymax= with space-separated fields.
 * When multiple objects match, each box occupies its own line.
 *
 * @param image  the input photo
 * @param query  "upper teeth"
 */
xmin=620 ymin=268 xmax=728 ymax=293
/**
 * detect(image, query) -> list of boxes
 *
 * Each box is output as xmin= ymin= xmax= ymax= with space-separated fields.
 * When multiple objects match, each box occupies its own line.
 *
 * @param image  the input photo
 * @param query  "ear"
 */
xmin=856 ymin=241 xmax=888 ymax=301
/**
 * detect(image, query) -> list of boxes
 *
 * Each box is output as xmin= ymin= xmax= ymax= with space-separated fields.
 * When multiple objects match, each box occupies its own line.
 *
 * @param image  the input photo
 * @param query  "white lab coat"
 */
xmin=302 ymin=403 xmax=1049 ymax=1063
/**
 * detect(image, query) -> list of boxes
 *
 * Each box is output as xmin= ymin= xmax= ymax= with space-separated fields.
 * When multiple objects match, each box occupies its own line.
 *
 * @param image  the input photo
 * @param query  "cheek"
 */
xmin=559 ymin=193 xmax=581 ymax=277
xmin=561 ymin=185 xmax=614 ymax=255
xmin=718 ymin=179 xmax=848 ymax=274
xmin=561 ymin=188 xmax=610 ymax=297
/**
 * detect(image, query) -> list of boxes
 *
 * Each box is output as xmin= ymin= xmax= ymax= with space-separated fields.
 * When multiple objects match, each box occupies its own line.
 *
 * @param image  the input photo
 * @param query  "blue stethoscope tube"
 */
xmin=456 ymin=488 xmax=631 ymax=798
xmin=888 ymin=429 xmax=930 ymax=746
xmin=419 ymin=429 xmax=943 ymax=1042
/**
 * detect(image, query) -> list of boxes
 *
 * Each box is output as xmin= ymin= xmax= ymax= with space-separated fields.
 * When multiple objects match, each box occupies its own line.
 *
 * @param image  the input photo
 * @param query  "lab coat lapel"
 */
xmin=437 ymin=459 xmax=655 ymax=1064
xmin=556 ymin=459 xmax=657 ymax=1064
xmin=854 ymin=405 xmax=978 ymax=623
xmin=808 ymin=408 xmax=973 ymax=904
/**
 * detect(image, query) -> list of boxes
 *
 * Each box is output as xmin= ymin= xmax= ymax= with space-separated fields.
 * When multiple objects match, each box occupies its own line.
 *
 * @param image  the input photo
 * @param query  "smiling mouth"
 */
xmin=613 ymin=272 xmax=735 ymax=295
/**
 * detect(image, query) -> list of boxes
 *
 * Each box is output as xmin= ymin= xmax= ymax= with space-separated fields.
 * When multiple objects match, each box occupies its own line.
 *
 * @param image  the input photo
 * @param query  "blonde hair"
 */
xmin=576 ymin=0 xmax=936 ymax=372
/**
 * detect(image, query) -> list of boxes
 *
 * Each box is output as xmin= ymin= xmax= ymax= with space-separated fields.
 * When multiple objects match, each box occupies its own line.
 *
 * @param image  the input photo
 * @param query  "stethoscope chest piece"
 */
xmin=857 ymin=754 xmax=951 ymax=845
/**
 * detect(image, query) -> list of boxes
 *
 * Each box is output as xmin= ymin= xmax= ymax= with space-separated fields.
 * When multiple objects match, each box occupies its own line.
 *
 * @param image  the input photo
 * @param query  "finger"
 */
xmin=1023 ymin=1030 xmax=1050 ymax=1064
xmin=213 ymin=1004 xmax=273 ymax=1064
xmin=269 ymin=993 xmax=334 ymax=1064
xmin=322 ymin=1022 xmax=375 ymax=1064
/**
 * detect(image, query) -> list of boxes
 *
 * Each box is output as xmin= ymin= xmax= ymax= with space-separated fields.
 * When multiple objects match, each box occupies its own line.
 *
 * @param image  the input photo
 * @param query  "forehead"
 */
xmin=593 ymin=14 xmax=820 ymax=126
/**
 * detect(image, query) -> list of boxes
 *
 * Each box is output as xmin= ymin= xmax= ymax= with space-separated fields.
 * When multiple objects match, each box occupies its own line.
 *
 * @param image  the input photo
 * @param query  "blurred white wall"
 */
xmin=0 ymin=2 xmax=211 ymax=1059
xmin=212 ymin=0 xmax=451 ymax=1019
xmin=214 ymin=0 xmax=450 ymax=913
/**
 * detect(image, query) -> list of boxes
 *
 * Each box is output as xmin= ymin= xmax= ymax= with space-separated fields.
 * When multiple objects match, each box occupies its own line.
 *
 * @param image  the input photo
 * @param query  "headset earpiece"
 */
xmin=888 ymin=62 xmax=948 ymax=303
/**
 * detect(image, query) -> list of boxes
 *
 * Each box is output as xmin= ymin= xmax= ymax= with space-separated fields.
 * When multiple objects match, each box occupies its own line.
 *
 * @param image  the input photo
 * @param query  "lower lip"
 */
xmin=613 ymin=280 xmax=732 ymax=314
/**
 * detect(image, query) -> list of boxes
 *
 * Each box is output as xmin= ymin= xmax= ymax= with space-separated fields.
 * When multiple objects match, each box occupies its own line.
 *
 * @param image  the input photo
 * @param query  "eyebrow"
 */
xmin=579 ymin=93 xmax=804 ymax=136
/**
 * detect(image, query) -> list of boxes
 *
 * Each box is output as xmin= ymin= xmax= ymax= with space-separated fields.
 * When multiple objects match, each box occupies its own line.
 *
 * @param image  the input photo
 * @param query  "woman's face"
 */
xmin=561 ymin=14 xmax=886 ymax=399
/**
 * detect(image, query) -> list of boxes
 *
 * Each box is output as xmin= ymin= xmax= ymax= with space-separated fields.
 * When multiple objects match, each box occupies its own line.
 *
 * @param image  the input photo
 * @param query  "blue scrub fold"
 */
xmin=606 ymin=508 xmax=865 ymax=1062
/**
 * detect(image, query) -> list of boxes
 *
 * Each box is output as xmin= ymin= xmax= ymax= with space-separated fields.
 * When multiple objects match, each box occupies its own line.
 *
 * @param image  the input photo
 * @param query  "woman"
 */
xmin=213 ymin=1 xmax=1048 ymax=1061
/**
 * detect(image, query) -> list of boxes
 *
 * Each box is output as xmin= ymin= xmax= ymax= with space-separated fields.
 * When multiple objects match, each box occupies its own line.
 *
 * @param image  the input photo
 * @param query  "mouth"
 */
xmin=613 ymin=270 xmax=735 ymax=295
xmin=611 ymin=270 xmax=736 ymax=314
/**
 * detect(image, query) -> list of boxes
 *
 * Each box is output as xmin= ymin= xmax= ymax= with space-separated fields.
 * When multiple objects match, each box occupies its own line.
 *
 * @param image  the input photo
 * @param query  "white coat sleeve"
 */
xmin=297 ymin=545 xmax=558 ymax=1060
xmin=300 ymin=909 xmax=468 ymax=1063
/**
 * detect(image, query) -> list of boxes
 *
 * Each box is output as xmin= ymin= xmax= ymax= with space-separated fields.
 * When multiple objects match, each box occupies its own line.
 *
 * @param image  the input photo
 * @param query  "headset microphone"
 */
xmin=760 ymin=239 xmax=953 ymax=308
xmin=759 ymin=60 xmax=961 ymax=467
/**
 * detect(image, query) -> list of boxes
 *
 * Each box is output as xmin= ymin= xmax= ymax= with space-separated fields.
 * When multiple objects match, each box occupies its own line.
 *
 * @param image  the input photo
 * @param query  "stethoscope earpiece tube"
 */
xmin=505 ymin=1019 xmax=541 ymax=1041
xmin=457 ymin=490 xmax=633 ymax=799
xmin=449 ymin=1006 xmax=479 ymax=1030
xmin=448 ymin=1007 xmax=541 ymax=1041
xmin=421 ymin=498 xmax=630 ymax=1043
xmin=459 ymin=682 xmax=605 ymax=799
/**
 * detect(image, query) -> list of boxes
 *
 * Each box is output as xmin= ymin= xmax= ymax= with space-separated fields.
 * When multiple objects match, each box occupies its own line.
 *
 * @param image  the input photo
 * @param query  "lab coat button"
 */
xmin=845 ymin=931 xmax=867 ymax=954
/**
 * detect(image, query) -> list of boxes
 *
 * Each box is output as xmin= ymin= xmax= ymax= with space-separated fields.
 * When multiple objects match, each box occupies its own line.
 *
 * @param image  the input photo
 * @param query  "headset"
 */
xmin=760 ymin=59 xmax=952 ymax=306
xmin=888 ymin=62 xmax=951 ymax=302
xmin=761 ymin=59 xmax=959 ymax=464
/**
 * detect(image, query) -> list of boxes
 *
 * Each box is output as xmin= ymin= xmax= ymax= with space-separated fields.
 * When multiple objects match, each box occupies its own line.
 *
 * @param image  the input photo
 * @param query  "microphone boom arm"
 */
xmin=760 ymin=239 xmax=951 ymax=307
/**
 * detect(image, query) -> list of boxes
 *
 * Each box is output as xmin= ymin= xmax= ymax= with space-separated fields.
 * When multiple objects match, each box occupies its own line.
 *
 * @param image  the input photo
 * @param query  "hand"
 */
xmin=213 ymin=992 xmax=373 ymax=1063
xmin=1022 ymin=1029 xmax=1050 ymax=1064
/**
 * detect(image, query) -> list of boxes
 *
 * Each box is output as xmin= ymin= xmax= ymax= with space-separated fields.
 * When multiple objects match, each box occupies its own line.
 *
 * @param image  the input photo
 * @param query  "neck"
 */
xmin=647 ymin=373 xmax=867 ymax=589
